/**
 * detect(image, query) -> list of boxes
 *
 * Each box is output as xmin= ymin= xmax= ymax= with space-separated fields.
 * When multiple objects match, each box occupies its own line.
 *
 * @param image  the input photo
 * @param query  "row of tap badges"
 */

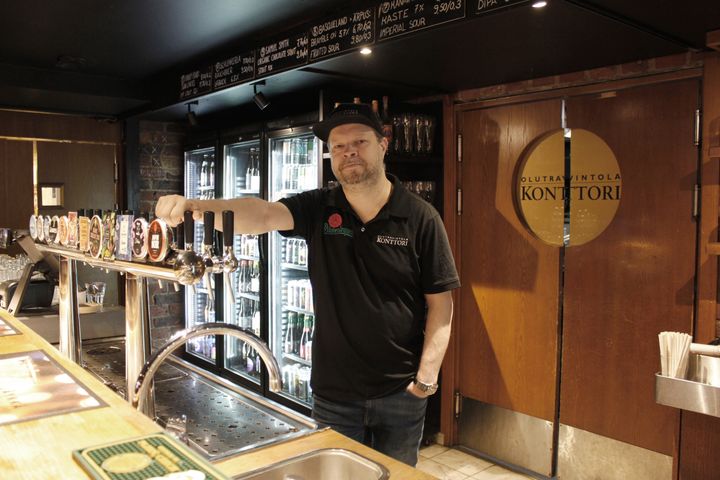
xmin=28 ymin=210 xmax=175 ymax=264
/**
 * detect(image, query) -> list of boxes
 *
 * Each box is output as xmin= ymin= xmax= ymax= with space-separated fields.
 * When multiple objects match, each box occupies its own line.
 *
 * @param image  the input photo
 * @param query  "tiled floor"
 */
xmin=417 ymin=444 xmax=535 ymax=480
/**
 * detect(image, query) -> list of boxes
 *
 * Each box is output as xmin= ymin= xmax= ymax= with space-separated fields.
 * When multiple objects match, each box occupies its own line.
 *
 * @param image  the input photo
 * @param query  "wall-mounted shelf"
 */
xmin=656 ymin=373 xmax=720 ymax=418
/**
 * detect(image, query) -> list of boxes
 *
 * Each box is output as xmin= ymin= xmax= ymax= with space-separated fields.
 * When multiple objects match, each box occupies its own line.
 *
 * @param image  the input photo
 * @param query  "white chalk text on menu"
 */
xmin=256 ymin=32 xmax=309 ymax=78
xmin=310 ymin=8 xmax=375 ymax=61
xmin=376 ymin=0 xmax=465 ymax=41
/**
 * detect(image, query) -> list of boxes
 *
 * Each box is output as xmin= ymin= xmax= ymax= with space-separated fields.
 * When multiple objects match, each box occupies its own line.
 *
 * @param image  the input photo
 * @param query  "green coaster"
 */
xmin=73 ymin=433 xmax=229 ymax=480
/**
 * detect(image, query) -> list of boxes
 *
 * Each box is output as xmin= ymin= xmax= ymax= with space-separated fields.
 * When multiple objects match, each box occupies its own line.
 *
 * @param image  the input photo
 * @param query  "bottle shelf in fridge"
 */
xmin=285 ymin=305 xmax=314 ymax=316
xmin=237 ymin=254 xmax=260 ymax=261
xmin=281 ymin=262 xmax=307 ymax=272
xmin=283 ymin=352 xmax=311 ymax=367
xmin=234 ymin=189 xmax=261 ymax=195
xmin=237 ymin=292 xmax=260 ymax=301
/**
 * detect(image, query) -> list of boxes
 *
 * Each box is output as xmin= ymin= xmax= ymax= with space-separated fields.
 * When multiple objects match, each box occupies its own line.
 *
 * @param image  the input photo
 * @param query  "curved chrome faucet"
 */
xmin=132 ymin=322 xmax=283 ymax=413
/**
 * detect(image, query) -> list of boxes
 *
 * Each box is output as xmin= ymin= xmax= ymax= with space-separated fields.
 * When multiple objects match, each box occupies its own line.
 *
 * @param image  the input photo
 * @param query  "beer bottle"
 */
xmin=284 ymin=312 xmax=296 ymax=354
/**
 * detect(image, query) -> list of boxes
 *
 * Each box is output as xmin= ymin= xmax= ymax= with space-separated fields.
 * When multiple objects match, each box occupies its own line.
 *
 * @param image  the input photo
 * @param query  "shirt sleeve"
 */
xmin=418 ymin=211 xmax=461 ymax=294
xmin=277 ymin=189 xmax=323 ymax=241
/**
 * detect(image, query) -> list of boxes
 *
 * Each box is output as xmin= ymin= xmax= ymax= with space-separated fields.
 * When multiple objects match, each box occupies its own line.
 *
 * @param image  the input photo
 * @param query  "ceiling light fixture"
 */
xmin=359 ymin=47 xmax=372 ymax=55
xmin=186 ymin=101 xmax=199 ymax=127
xmin=252 ymin=81 xmax=270 ymax=111
xmin=532 ymin=1 xmax=548 ymax=8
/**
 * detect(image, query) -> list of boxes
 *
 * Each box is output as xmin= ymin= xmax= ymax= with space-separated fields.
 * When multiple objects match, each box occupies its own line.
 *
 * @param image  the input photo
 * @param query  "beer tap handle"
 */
xmin=203 ymin=211 xmax=215 ymax=248
xmin=202 ymin=211 xmax=216 ymax=305
xmin=184 ymin=211 xmax=194 ymax=250
xmin=223 ymin=210 xmax=234 ymax=249
xmin=183 ymin=210 xmax=197 ymax=296
xmin=222 ymin=210 xmax=237 ymax=305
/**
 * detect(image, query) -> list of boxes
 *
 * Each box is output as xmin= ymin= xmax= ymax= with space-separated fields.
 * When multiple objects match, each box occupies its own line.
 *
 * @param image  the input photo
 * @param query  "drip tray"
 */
xmin=83 ymin=340 xmax=188 ymax=398
xmin=82 ymin=340 xmax=316 ymax=460
xmin=154 ymin=372 xmax=311 ymax=459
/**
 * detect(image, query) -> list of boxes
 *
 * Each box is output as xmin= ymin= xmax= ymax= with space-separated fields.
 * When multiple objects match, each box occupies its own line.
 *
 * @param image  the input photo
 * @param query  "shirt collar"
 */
xmin=327 ymin=174 xmax=412 ymax=220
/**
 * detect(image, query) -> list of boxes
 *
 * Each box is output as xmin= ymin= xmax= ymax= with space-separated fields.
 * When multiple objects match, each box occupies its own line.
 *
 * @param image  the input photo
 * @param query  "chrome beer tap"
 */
xmin=173 ymin=210 xmax=205 ymax=291
xmin=221 ymin=210 xmax=239 ymax=306
xmin=201 ymin=211 xmax=223 ymax=320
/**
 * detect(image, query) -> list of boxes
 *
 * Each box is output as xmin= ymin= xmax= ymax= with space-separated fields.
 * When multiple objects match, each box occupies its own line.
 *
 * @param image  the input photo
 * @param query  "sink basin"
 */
xmin=234 ymin=448 xmax=390 ymax=480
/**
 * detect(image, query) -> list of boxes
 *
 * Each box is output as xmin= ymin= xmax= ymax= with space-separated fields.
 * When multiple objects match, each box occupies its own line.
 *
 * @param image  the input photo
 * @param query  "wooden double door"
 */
xmin=455 ymin=78 xmax=699 ymax=469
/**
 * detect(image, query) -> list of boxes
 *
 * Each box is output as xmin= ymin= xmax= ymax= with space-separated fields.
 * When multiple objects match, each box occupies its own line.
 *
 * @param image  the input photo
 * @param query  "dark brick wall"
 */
xmin=136 ymin=120 xmax=187 ymax=349
xmin=137 ymin=121 xmax=185 ymax=215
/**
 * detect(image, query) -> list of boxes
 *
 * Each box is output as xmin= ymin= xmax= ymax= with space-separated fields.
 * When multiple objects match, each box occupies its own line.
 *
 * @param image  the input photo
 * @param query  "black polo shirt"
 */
xmin=278 ymin=174 xmax=460 ymax=401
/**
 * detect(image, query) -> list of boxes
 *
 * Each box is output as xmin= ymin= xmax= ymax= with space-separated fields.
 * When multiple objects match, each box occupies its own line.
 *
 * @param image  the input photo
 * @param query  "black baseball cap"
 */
xmin=312 ymin=103 xmax=384 ymax=143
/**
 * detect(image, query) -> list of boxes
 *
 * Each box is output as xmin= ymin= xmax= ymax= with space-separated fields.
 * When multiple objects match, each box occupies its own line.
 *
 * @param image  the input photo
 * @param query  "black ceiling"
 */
xmin=0 ymin=0 xmax=717 ymax=121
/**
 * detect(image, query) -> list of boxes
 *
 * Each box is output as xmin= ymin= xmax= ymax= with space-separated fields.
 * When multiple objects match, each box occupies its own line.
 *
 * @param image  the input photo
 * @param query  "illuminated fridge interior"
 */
xmin=184 ymin=145 xmax=216 ymax=362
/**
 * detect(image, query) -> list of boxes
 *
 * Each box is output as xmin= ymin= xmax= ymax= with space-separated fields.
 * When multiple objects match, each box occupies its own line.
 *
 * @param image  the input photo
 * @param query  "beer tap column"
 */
xmin=173 ymin=211 xmax=205 ymax=292
xmin=222 ymin=210 xmax=239 ymax=306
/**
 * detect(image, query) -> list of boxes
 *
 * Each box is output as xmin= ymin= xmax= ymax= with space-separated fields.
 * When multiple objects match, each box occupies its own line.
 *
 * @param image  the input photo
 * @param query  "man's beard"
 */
xmin=335 ymin=158 xmax=383 ymax=186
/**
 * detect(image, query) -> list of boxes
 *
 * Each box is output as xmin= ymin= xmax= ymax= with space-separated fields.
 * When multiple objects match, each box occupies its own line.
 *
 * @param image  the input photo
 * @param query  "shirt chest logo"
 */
xmin=376 ymin=234 xmax=409 ymax=247
xmin=323 ymin=213 xmax=353 ymax=238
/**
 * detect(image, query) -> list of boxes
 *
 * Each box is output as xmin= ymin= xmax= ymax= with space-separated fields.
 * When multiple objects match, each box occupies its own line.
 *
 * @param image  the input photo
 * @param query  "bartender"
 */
xmin=155 ymin=103 xmax=459 ymax=466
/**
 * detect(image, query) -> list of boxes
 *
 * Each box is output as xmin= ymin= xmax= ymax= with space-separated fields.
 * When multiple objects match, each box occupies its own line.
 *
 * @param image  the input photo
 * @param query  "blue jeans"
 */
xmin=311 ymin=388 xmax=428 ymax=466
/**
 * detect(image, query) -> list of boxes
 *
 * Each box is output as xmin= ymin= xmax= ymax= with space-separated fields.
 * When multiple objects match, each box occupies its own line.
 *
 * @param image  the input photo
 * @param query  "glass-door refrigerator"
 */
xmin=184 ymin=144 xmax=217 ymax=363
xmin=267 ymin=127 xmax=322 ymax=407
xmin=221 ymin=135 xmax=264 ymax=386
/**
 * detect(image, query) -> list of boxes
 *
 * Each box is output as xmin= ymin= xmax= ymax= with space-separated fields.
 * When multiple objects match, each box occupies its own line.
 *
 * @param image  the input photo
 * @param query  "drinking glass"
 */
xmin=392 ymin=116 xmax=404 ymax=153
xmin=402 ymin=114 xmax=416 ymax=154
xmin=424 ymin=116 xmax=436 ymax=154
xmin=415 ymin=115 xmax=427 ymax=154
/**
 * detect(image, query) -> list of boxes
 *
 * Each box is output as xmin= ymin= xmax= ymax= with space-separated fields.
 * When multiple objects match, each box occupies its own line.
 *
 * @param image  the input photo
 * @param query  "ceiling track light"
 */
xmin=186 ymin=100 xmax=199 ymax=127
xmin=252 ymin=81 xmax=270 ymax=111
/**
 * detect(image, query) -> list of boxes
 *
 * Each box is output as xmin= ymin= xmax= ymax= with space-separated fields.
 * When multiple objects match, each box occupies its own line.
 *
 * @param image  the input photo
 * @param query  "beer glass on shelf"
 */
xmin=392 ymin=115 xmax=404 ymax=153
xmin=424 ymin=116 xmax=436 ymax=154
xmin=415 ymin=115 xmax=427 ymax=154
xmin=402 ymin=113 xmax=415 ymax=154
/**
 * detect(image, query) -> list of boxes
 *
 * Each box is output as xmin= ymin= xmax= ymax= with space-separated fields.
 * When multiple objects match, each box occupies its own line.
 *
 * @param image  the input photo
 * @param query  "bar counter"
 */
xmin=0 ymin=309 xmax=434 ymax=479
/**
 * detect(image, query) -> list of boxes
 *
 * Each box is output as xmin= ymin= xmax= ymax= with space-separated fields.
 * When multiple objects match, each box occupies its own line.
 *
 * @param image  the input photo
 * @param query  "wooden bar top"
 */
xmin=0 ymin=310 xmax=435 ymax=479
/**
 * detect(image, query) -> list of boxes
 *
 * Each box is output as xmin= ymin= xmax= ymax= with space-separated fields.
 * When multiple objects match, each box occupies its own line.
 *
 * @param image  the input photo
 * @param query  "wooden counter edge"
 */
xmin=216 ymin=429 xmax=436 ymax=479
xmin=0 ymin=310 xmax=436 ymax=479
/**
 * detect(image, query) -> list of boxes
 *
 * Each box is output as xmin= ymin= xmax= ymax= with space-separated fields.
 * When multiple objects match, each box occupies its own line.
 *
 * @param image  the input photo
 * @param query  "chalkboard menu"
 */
xmin=310 ymin=8 xmax=375 ymax=62
xmin=213 ymin=51 xmax=256 ymax=91
xmin=180 ymin=65 xmax=213 ymax=100
xmin=376 ymin=0 xmax=465 ymax=42
xmin=178 ymin=0 xmax=538 ymax=101
xmin=473 ymin=0 xmax=530 ymax=15
xmin=256 ymin=32 xmax=309 ymax=78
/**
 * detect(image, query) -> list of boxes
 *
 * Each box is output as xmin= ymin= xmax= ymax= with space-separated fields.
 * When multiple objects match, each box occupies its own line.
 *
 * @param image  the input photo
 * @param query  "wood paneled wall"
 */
xmin=0 ymin=140 xmax=33 ymax=231
xmin=456 ymin=100 xmax=562 ymax=421
xmin=561 ymin=80 xmax=699 ymax=456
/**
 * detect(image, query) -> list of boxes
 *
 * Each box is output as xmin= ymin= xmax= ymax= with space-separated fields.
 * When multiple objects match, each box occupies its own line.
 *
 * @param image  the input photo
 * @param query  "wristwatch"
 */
xmin=413 ymin=379 xmax=439 ymax=395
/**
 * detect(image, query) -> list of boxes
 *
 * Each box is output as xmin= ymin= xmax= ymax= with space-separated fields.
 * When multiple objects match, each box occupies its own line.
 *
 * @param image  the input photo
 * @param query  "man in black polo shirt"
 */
xmin=155 ymin=103 xmax=459 ymax=466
